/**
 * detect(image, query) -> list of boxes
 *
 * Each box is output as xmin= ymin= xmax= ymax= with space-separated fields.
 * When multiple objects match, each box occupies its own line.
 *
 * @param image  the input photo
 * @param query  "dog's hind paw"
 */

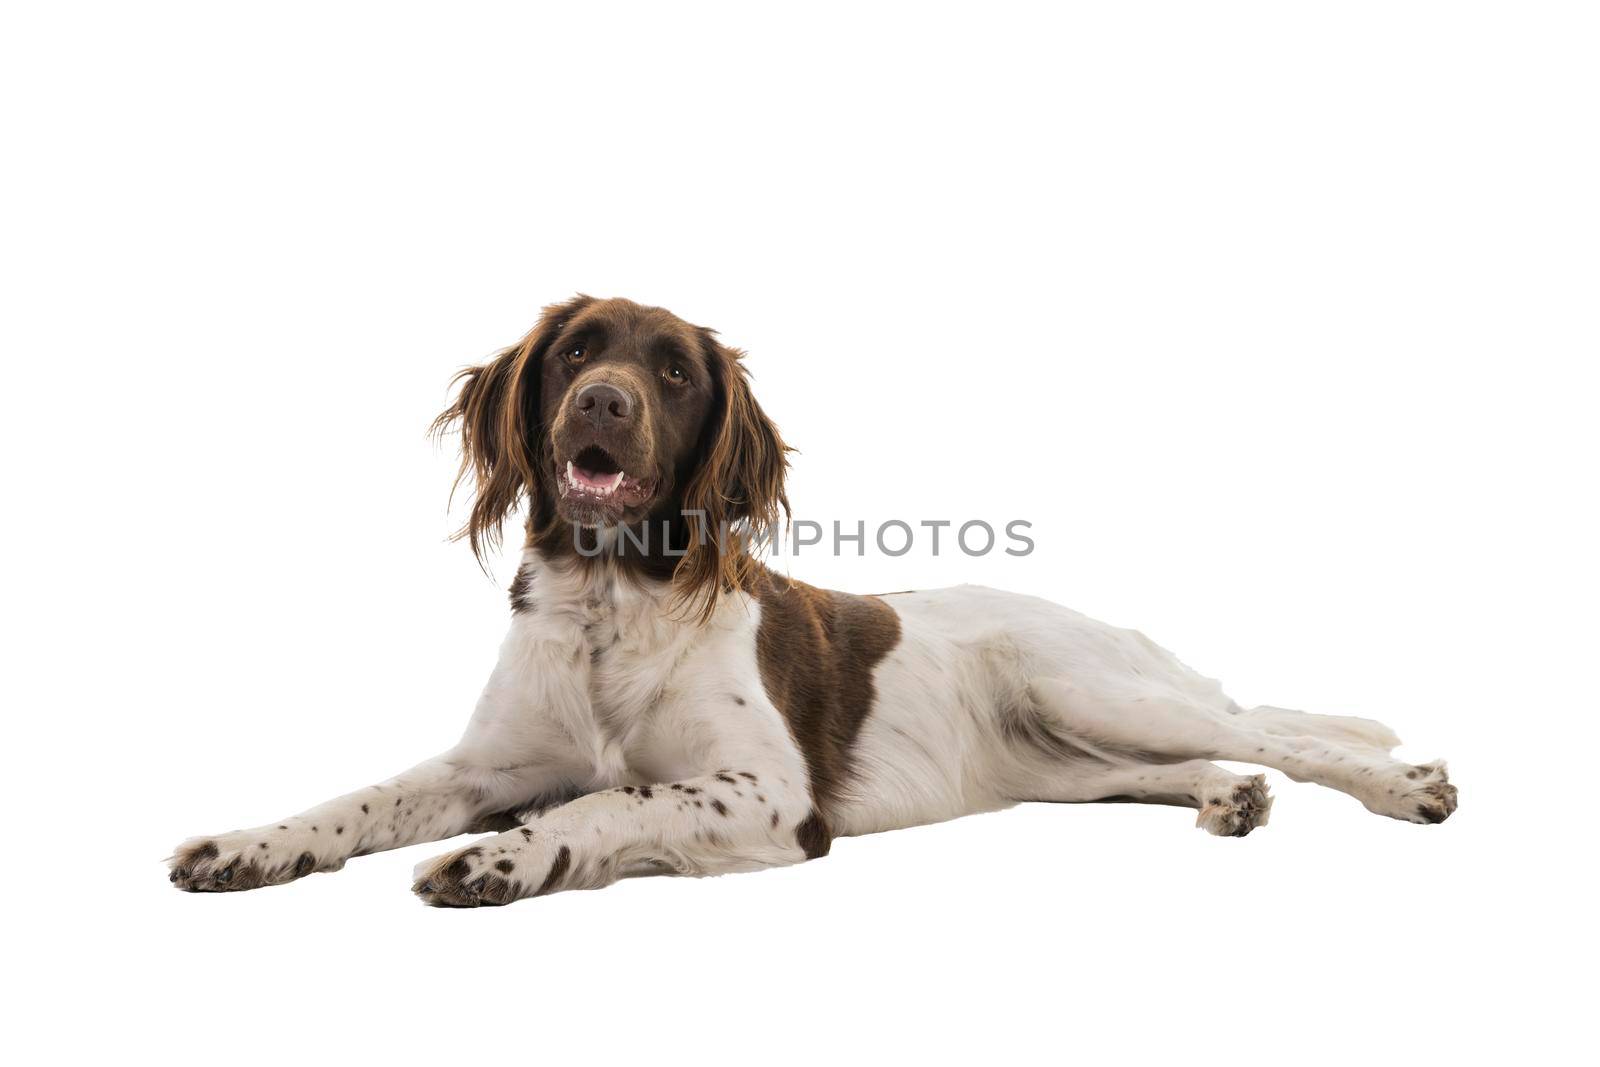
xmin=1362 ymin=760 xmax=1458 ymax=825
xmin=1196 ymin=774 xmax=1273 ymax=837
xmin=1402 ymin=761 xmax=1458 ymax=824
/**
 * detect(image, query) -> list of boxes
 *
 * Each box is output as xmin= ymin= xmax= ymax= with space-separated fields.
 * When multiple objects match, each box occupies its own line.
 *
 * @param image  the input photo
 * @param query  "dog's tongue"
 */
xmin=571 ymin=465 xmax=624 ymax=491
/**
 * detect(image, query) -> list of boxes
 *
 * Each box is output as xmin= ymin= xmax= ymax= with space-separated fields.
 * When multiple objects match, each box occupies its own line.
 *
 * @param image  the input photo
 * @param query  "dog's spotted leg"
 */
xmin=1027 ymin=678 xmax=1457 ymax=825
xmin=413 ymin=768 xmax=811 ymax=907
xmin=1020 ymin=759 xmax=1274 ymax=836
xmin=167 ymin=753 xmax=565 ymax=892
xmin=168 ymin=599 xmax=613 ymax=893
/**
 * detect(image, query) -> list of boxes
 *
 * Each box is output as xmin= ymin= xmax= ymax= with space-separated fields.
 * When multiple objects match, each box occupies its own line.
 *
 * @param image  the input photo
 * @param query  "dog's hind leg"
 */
xmin=1232 ymin=704 xmax=1401 ymax=753
xmin=1026 ymin=678 xmax=1457 ymax=825
xmin=1017 ymin=758 xmax=1273 ymax=837
xmin=997 ymin=692 xmax=1272 ymax=835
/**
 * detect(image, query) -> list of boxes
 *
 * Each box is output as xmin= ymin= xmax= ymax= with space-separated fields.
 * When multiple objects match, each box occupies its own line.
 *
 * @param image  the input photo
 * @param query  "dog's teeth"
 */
xmin=562 ymin=461 xmax=626 ymax=497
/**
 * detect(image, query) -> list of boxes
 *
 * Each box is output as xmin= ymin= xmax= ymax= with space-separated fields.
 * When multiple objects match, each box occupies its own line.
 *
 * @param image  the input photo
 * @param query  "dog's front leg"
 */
xmin=166 ymin=752 xmax=570 ymax=892
xmin=168 ymin=621 xmax=597 ymax=893
xmin=413 ymin=768 xmax=811 ymax=907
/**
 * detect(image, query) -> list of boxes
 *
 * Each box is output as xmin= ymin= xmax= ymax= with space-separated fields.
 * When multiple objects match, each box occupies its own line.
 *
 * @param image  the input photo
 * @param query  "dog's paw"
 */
xmin=1196 ymin=774 xmax=1273 ymax=837
xmin=1400 ymin=760 xmax=1458 ymax=824
xmin=167 ymin=828 xmax=341 ymax=893
xmin=1364 ymin=760 xmax=1459 ymax=824
xmin=412 ymin=833 xmax=574 ymax=908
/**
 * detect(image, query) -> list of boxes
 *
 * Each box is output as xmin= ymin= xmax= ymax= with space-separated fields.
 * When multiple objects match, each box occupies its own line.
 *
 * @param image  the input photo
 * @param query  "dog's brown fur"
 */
xmin=435 ymin=298 xmax=904 ymax=860
xmin=432 ymin=295 xmax=791 ymax=622
xmin=752 ymin=570 xmax=903 ymax=856
xmin=169 ymin=295 xmax=1456 ymax=906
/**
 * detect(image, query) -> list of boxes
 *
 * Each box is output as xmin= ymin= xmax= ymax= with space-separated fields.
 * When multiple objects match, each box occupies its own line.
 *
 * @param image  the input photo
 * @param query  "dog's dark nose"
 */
xmin=575 ymin=381 xmax=633 ymax=425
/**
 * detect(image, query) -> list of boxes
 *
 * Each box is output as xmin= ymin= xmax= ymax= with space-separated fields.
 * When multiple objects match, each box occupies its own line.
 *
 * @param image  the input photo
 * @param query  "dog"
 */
xmin=168 ymin=295 xmax=1458 ymax=906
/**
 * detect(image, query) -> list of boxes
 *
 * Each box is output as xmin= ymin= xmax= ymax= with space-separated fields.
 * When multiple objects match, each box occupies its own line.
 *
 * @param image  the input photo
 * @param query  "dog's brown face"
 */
xmin=434 ymin=295 xmax=791 ymax=617
xmin=540 ymin=299 xmax=716 ymax=526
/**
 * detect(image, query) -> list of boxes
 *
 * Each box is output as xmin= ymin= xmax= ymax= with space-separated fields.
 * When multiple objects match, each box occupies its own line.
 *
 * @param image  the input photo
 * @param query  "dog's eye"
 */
xmin=663 ymin=364 xmax=688 ymax=385
xmin=563 ymin=345 xmax=587 ymax=366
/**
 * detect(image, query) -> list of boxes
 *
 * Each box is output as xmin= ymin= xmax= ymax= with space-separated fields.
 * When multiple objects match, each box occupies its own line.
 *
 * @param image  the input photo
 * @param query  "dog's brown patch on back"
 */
xmin=754 ymin=568 xmax=901 ymax=855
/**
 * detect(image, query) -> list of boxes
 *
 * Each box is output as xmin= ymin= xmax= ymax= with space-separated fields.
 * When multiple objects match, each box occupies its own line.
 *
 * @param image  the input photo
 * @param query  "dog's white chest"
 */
xmin=538 ymin=567 xmax=699 ymax=780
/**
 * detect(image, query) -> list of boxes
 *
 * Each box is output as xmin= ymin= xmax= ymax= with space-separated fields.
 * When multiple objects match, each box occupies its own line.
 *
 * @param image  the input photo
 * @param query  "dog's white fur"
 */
xmin=170 ymin=546 xmax=1455 ymax=904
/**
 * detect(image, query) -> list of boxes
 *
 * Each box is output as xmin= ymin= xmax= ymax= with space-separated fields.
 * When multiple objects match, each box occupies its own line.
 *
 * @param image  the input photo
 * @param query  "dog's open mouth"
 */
xmin=558 ymin=446 xmax=656 ymax=511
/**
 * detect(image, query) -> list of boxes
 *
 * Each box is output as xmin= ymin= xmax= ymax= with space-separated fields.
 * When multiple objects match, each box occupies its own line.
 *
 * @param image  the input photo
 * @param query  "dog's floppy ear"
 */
xmin=677 ymin=336 xmax=792 ymax=619
xmin=431 ymin=295 xmax=592 ymax=562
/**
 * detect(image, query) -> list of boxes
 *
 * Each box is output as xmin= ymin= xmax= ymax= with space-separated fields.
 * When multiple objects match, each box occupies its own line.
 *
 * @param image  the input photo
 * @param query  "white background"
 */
xmin=4 ymin=2 xmax=1595 ymax=1063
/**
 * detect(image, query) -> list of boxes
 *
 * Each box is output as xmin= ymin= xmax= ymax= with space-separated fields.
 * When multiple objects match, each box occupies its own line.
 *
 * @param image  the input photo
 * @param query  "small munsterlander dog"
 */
xmin=169 ymin=296 xmax=1457 ymax=906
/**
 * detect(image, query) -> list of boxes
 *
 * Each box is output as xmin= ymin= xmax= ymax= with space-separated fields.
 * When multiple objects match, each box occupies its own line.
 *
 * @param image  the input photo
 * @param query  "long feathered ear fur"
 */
xmin=430 ymin=296 xmax=591 ymax=563
xmin=675 ymin=335 xmax=792 ymax=621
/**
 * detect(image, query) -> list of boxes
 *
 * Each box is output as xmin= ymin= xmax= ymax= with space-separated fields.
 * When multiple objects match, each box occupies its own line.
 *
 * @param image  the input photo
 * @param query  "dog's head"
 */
xmin=433 ymin=296 xmax=790 ymax=614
